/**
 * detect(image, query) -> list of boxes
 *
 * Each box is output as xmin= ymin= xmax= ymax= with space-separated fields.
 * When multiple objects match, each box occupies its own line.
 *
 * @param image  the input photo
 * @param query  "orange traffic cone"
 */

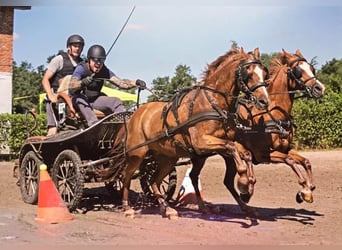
xmin=176 ymin=167 xmax=204 ymax=206
xmin=35 ymin=164 xmax=73 ymax=224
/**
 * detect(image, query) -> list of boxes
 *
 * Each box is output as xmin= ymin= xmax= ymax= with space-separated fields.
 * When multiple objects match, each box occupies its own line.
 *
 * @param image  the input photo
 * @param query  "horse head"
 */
xmin=203 ymin=47 xmax=270 ymax=110
xmin=235 ymin=48 xmax=270 ymax=110
xmin=282 ymin=49 xmax=325 ymax=99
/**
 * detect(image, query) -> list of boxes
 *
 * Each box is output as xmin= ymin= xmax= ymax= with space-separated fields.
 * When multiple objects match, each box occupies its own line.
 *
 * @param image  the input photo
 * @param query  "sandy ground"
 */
xmin=0 ymin=150 xmax=341 ymax=248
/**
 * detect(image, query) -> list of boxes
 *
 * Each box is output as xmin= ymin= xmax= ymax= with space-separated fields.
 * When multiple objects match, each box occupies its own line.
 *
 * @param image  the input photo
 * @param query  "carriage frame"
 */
xmin=17 ymin=110 xmax=178 ymax=212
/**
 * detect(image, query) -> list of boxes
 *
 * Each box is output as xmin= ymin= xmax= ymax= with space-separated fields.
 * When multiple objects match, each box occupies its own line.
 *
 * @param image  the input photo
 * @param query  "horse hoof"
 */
xmin=303 ymin=192 xmax=313 ymax=203
xmin=165 ymin=207 xmax=178 ymax=220
xmin=296 ymin=188 xmax=313 ymax=203
xmin=296 ymin=192 xmax=304 ymax=203
xmin=237 ymin=177 xmax=249 ymax=194
xmin=124 ymin=208 xmax=135 ymax=218
xmin=296 ymin=190 xmax=313 ymax=203
xmin=167 ymin=213 xmax=179 ymax=220
xmin=240 ymin=192 xmax=251 ymax=203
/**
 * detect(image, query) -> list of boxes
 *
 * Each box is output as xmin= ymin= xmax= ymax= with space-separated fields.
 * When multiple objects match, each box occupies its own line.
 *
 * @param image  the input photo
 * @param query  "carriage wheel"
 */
xmin=19 ymin=151 xmax=42 ymax=204
xmin=139 ymin=156 xmax=177 ymax=202
xmin=51 ymin=149 xmax=84 ymax=212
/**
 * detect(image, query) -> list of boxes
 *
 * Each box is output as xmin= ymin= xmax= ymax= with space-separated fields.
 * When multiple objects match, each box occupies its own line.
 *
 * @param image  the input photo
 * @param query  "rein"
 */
xmin=118 ymin=54 xmax=270 ymax=157
xmin=124 ymin=110 xmax=225 ymax=154
xmin=124 ymin=85 xmax=246 ymax=156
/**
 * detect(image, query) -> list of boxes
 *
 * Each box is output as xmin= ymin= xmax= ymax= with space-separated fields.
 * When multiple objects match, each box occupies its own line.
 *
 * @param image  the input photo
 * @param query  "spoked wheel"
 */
xmin=19 ymin=151 xmax=42 ymax=204
xmin=139 ymin=155 xmax=177 ymax=202
xmin=51 ymin=149 xmax=84 ymax=212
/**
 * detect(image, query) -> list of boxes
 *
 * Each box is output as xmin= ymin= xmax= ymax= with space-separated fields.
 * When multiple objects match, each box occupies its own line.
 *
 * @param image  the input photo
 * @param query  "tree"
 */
xmin=12 ymin=61 xmax=44 ymax=113
xmin=317 ymin=58 xmax=342 ymax=93
xmin=147 ymin=64 xmax=197 ymax=102
xmin=260 ymin=52 xmax=278 ymax=68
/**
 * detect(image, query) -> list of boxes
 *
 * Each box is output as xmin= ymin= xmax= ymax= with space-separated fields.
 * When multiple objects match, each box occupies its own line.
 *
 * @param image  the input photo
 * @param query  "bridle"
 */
xmin=235 ymin=59 xmax=269 ymax=105
xmin=286 ymin=57 xmax=319 ymax=98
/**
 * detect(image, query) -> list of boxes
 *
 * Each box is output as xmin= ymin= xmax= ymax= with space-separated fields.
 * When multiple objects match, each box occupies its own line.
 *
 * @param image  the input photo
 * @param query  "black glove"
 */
xmin=81 ymin=75 xmax=94 ymax=87
xmin=136 ymin=79 xmax=146 ymax=89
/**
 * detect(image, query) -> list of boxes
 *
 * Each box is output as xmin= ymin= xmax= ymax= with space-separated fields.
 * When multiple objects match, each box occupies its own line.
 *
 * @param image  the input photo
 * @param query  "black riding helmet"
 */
xmin=87 ymin=45 xmax=106 ymax=62
xmin=66 ymin=34 xmax=85 ymax=47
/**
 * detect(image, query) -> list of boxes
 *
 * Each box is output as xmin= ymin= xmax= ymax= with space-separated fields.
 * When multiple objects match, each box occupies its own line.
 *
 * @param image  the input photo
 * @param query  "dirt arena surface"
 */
xmin=0 ymin=150 xmax=341 ymax=249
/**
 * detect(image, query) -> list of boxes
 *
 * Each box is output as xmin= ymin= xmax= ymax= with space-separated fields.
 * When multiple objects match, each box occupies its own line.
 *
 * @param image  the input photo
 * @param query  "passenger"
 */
xmin=69 ymin=44 xmax=146 ymax=127
xmin=41 ymin=34 xmax=85 ymax=135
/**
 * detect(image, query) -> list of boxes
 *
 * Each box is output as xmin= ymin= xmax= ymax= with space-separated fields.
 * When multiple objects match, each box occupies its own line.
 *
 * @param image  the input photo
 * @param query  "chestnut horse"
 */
xmin=189 ymin=49 xmax=325 ymax=214
xmin=108 ymin=47 xmax=270 ymax=218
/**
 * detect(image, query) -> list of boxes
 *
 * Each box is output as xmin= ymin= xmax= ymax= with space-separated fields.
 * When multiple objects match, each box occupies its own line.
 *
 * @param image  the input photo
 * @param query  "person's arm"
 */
xmin=68 ymin=65 xmax=85 ymax=92
xmin=41 ymin=55 xmax=63 ymax=103
xmin=109 ymin=75 xmax=136 ymax=90
xmin=42 ymin=69 xmax=57 ymax=102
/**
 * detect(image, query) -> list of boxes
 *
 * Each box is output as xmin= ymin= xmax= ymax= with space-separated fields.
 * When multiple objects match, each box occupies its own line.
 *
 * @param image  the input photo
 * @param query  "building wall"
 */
xmin=0 ymin=7 xmax=14 ymax=114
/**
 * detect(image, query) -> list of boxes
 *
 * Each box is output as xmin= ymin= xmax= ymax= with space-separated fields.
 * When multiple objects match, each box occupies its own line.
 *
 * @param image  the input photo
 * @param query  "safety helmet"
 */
xmin=87 ymin=44 xmax=106 ymax=60
xmin=66 ymin=34 xmax=85 ymax=47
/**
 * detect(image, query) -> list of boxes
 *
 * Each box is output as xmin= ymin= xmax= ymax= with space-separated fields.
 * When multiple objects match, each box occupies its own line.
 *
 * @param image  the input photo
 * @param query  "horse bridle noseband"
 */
xmin=287 ymin=57 xmax=318 ymax=97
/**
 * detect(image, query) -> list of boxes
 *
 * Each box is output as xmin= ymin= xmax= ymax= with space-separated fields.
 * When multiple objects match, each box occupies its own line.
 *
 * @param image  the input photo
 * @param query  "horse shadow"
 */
xmin=174 ymin=202 xmax=323 ymax=228
xmin=76 ymin=187 xmax=323 ymax=229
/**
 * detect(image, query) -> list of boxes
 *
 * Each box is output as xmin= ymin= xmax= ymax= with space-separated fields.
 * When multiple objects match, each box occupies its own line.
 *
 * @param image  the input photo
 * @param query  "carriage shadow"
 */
xmin=76 ymin=186 xmax=155 ymax=214
xmin=76 ymin=187 xmax=323 ymax=228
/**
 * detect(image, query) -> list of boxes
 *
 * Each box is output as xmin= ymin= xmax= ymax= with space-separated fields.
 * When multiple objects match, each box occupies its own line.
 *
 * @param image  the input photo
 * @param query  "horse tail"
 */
xmin=96 ymin=124 xmax=127 ymax=181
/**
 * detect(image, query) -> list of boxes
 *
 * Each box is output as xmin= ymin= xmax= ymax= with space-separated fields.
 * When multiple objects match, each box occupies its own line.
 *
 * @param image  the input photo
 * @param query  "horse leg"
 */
xmin=223 ymin=156 xmax=256 ymax=216
xmin=150 ymin=157 xmax=179 ymax=219
xmin=284 ymin=155 xmax=313 ymax=203
xmin=288 ymin=149 xmax=315 ymax=190
xmin=122 ymin=156 xmax=145 ymax=218
xmin=189 ymin=156 xmax=209 ymax=213
xmin=269 ymin=151 xmax=313 ymax=203
xmin=235 ymin=142 xmax=256 ymax=203
xmin=225 ymin=141 xmax=250 ymax=199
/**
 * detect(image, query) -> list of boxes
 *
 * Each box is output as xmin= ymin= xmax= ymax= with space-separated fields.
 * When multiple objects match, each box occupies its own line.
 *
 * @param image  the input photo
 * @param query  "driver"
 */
xmin=69 ymin=44 xmax=146 ymax=127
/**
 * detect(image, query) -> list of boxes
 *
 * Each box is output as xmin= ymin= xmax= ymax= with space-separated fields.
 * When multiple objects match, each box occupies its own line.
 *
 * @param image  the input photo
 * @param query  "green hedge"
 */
xmin=1 ymin=89 xmax=341 ymax=158
xmin=292 ymin=88 xmax=342 ymax=149
xmin=0 ymin=113 xmax=47 ymax=158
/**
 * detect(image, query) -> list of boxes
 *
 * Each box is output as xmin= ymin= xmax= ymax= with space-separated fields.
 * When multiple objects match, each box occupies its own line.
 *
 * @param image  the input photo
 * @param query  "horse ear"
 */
xmin=253 ymin=48 xmax=260 ymax=59
xmin=282 ymin=48 xmax=291 ymax=57
xmin=295 ymin=49 xmax=304 ymax=58
xmin=282 ymin=48 xmax=287 ymax=54
xmin=240 ymin=47 xmax=245 ymax=54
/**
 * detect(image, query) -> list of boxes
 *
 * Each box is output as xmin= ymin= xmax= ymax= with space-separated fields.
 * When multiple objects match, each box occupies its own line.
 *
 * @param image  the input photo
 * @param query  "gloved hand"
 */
xmin=136 ymin=79 xmax=146 ymax=89
xmin=81 ymin=75 xmax=94 ymax=87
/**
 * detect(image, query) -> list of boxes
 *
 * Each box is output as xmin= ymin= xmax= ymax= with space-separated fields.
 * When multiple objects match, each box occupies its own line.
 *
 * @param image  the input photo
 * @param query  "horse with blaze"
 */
xmin=108 ymin=47 xmax=270 ymax=218
xmin=189 ymin=49 xmax=325 ymax=214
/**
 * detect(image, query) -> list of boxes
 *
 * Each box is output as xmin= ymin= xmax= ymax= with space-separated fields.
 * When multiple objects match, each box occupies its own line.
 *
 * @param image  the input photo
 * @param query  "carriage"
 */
xmin=17 ymin=47 xmax=323 ymax=218
xmin=17 ymin=102 xmax=179 ymax=212
xmin=17 ymin=47 xmax=271 ymax=217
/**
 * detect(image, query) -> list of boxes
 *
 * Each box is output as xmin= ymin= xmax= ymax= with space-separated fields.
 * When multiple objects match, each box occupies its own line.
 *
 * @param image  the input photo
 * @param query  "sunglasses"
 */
xmin=91 ymin=57 xmax=105 ymax=63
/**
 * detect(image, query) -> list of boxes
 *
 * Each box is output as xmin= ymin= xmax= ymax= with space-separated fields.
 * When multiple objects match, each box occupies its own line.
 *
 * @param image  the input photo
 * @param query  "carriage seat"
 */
xmin=57 ymin=75 xmax=106 ymax=119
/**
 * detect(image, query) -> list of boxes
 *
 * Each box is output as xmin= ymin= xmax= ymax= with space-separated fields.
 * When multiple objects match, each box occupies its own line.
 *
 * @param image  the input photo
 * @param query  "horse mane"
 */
xmin=201 ymin=48 xmax=245 ymax=82
xmin=266 ymin=52 xmax=287 ymax=85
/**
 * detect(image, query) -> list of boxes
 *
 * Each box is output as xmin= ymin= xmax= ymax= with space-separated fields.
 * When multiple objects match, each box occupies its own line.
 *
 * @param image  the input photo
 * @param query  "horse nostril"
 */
xmin=257 ymin=98 xmax=269 ymax=110
xmin=260 ymin=99 xmax=269 ymax=107
xmin=312 ymin=84 xmax=324 ymax=98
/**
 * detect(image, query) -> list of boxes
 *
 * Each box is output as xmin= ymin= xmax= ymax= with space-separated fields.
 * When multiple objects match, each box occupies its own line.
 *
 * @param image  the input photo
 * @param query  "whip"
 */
xmin=106 ymin=5 xmax=136 ymax=57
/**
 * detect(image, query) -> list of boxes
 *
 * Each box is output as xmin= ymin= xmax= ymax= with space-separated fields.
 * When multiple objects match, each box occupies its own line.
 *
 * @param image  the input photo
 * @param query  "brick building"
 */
xmin=0 ymin=6 xmax=30 ymax=114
